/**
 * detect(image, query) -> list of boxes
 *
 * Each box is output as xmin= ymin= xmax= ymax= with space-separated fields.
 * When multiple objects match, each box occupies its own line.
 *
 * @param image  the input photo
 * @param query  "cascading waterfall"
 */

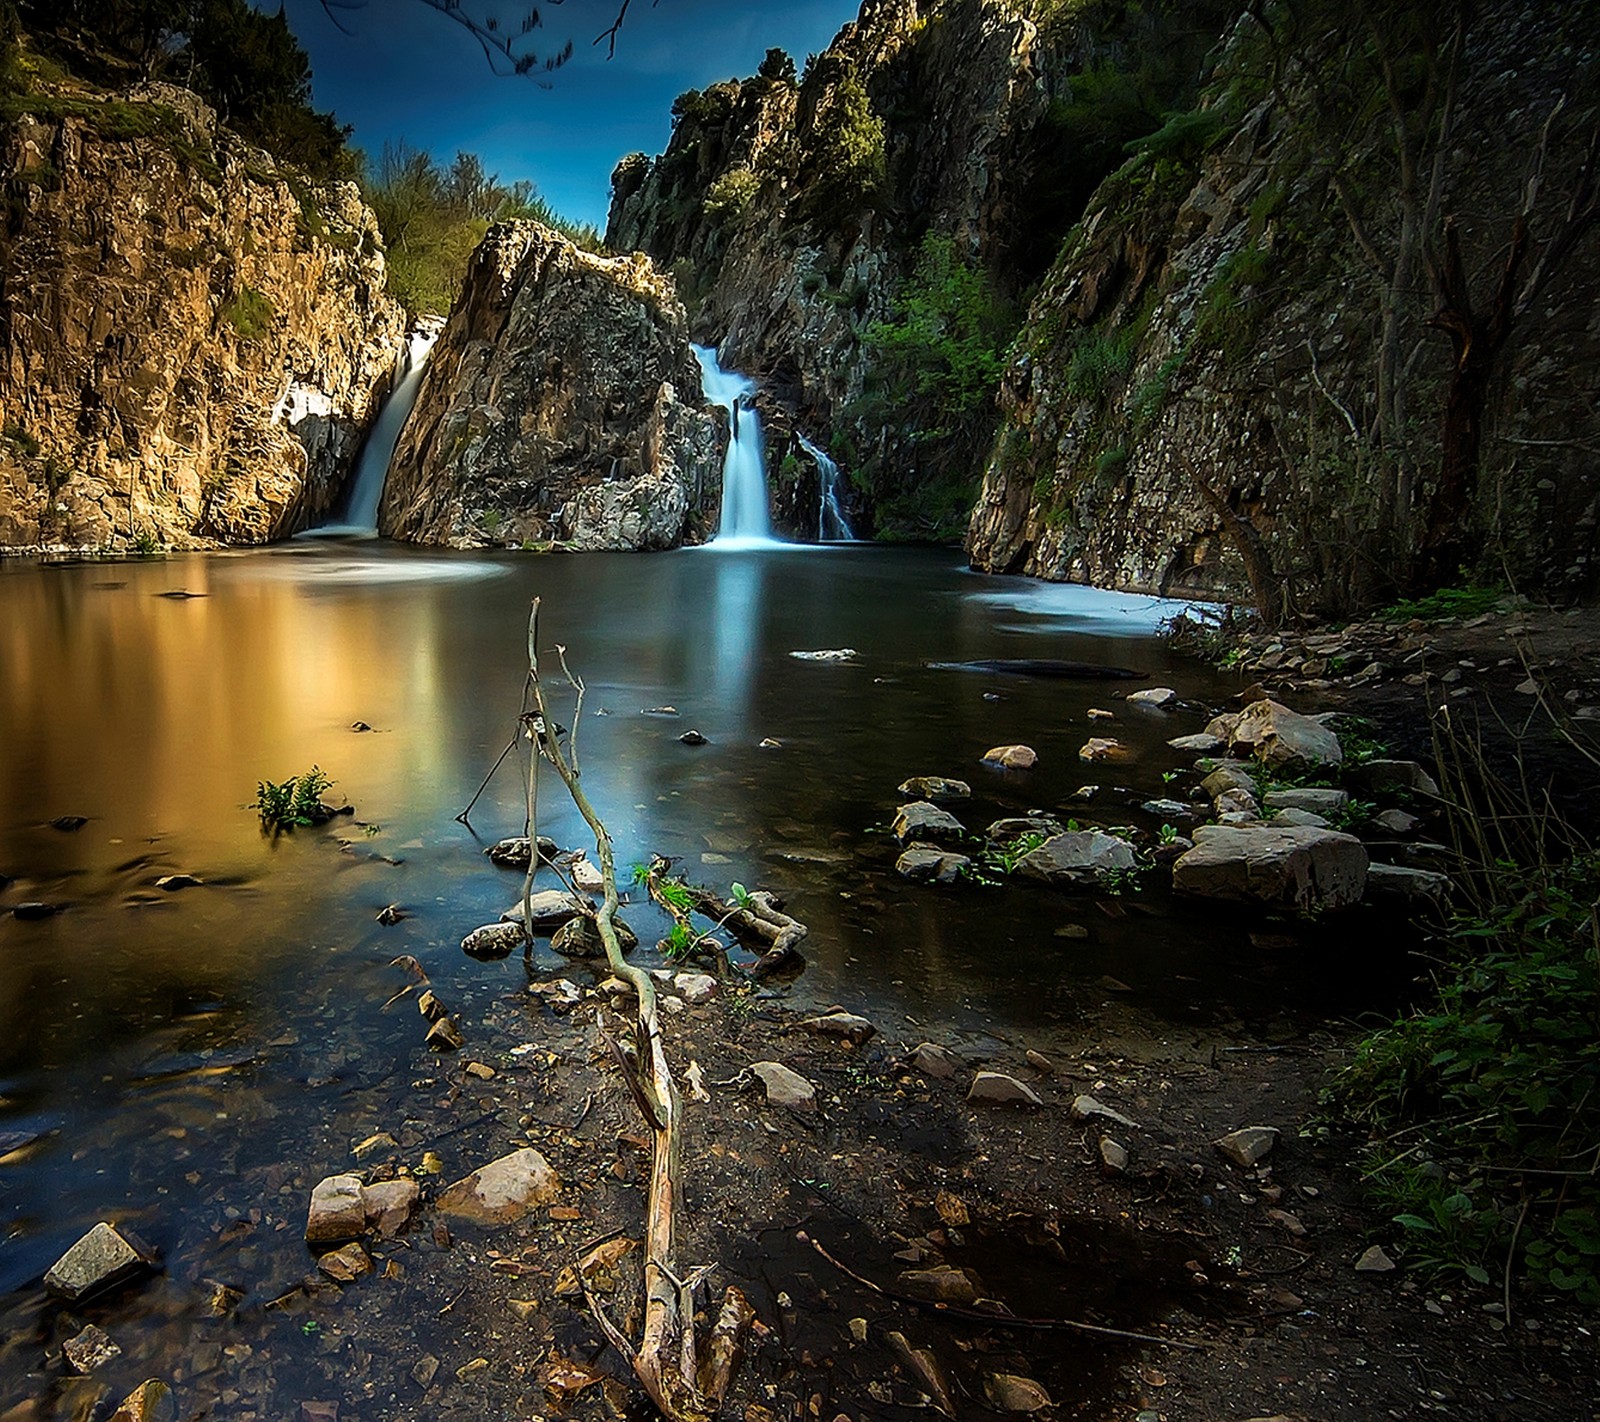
xmin=691 ymin=343 xmax=779 ymax=548
xmin=310 ymin=328 xmax=439 ymax=537
xmin=797 ymin=433 xmax=857 ymax=542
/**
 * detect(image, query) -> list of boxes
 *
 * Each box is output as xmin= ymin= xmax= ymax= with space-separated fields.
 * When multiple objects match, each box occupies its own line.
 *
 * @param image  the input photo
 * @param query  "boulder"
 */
xmin=1271 ymin=807 xmax=1331 ymax=829
xmin=750 ymin=1061 xmax=816 ymax=1112
xmin=1201 ymin=762 xmax=1258 ymax=798
xmin=1365 ymin=862 xmax=1451 ymax=902
xmin=549 ymin=913 xmax=638 ymax=958
xmin=896 ymin=845 xmax=972 ymax=883
xmin=500 ymin=889 xmax=592 ymax=930
xmin=1126 ymin=687 xmax=1178 ymax=708
xmin=438 ymin=1148 xmax=562 ymax=1224
xmin=306 ymin=1175 xmax=367 ymax=1245
xmin=1348 ymin=759 xmax=1441 ymax=798
xmin=1078 ymin=736 xmax=1126 ymax=762
xmin=1015 ymin=831 xmax=1136 ymax=885
xmin=984 ymin=815 xmax=1065 ymax=844
xmin=982 ymin=744 xmax=1037 ymax=770
xmin=1219 ymin=699 xmax=1343 ymax=772
xmin=1172 ymin=825 xmax=1367 ymax=910
xmin=1214 ymin=1126 xmax=1279 ymax=1167
xmin=673 ymin=971 xmax=718 ymax=1003
xmin=460 ymin=922 xmax=525 ymax=959
xmin=898 ymin=776 xmax=971 ymax=803
xmin=967 ymin=1071 xmax=1042 ymax=1106
xmin=1263 ymin=787 xmax=1349 ymax=815
xmin=892 ymin=801 xmax=965 ymax=846
xmin=362 ymin=1179 xmax=419 ymax=1238
xmin=45 ymin=1223 xmax=158 ymax=1303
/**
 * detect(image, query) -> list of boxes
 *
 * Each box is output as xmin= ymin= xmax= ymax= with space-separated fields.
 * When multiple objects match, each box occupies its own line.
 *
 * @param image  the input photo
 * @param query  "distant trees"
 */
xmin=362 ymin=143 xmax=602 ymax=314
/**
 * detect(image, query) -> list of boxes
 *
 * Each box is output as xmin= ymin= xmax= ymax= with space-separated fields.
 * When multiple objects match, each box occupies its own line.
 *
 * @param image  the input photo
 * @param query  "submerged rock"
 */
xmin=63 ymin=1323 xmax=122 ymax=1374
xmin=500 ymin=890 xmax=591 ymax=931
xmin=549 ymin=913 xmax=638 ymax=958
xmin=45 ymin=1223 xmax=159 ymax=1302
xmin=898 ymin=776 xmax=972 ymax=803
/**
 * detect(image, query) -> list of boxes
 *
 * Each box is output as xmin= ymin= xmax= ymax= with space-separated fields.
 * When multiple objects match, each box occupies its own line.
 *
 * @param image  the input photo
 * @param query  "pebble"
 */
xmin=1355 ymin=1244 xmax=1396 ymax=1272
xmin=1214 ymin=1125 xmax=1280 ymax=1167
xmin=63 ymin=1323 xmax=122 ymax=1373
xmin=908 ymin=1042 xmax=963 ymax=1079
xmin=1071 ymin=1094 xmax=1138 ymax=1129
xmin=967 ymin=1071 xmax=1042 ymax=1107
xmin=751 ymin=1061 xmax=816 ymax=1112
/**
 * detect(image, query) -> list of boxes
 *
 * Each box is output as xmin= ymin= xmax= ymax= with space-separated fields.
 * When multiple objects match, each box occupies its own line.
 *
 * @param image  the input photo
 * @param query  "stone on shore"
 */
xmin=1263 ymin=787 xmax=1349 ymax=815
xmin=1172 ymin=825 xmax=1367 ymax=911
xmin=908 ymin=1042 xmax=964 ymax=1079
xmin=800 ymin=1011 xmax=875 ymax=1044
xmin=317 ymin=1241 xmax=373 ymax=1284
xmin=1214 ymin=1126 xmax=1280 ymax=1167
xmin=1348 ymin=759 xmax=1441 ymax=798
xmin=898 ymin=776 xmax=971 ymax=803
xmin=967 ymin=1071 xmax=1042 ymax=1106
xmin=45 ymin=1223 xmax=159 ymax=1302
xmin=306 ymin=1175 xmax=368 ymax=1245
xmin=1211 ymin=699 xmax=1343 ymax=772
xmin=985 ymin=1374 xmax=1054 ymax=1412
xmin=1365 ymin=862 xmax=1451 ymax=902
xmin=438 ymin=1148 xmax=562 ymax=1225
xmin=1070 ymin=1094 xmax=1138 ymax=1129
xmin=1271 ymin=807 xmax=1332 ymax=828
xmin=1169 ymin=732 xmax=1226 ymax=753
xmin=750 ymin=1061 xmax=816 ymax=1112
xmin=1015 ymin=831 xmax=1136 ymax=886
xmin=892 ymin=801 xmax=965 ymax=846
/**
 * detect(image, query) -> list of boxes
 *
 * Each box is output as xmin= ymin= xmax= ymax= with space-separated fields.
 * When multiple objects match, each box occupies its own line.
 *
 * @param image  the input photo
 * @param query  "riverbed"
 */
xmin=0 ymin=541 xmax=1397 ymax=1415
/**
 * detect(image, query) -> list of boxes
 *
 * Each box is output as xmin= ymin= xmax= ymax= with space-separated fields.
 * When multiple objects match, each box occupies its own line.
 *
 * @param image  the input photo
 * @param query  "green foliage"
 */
xmin=3 ymin=421 xmax=40 ymax=459
xmin=977 ymin=830 xmax=1049 ymax=880
xmin=131 ymin=527 xmax=160 ymax=555
xmin=702 ymin=166 xmax=760 ymax=229
xmin=1330 ymin=847 xmax=1600 ymax=1299
xmin=1191 ymin=243 xmax=1273 ymax=364
xmin=1065 ymin=325 xmax=1139 ymax=402
xmin=756 ymin=48 xmax=796 ymax=85
xmin=793 ymin=62 xmax=886 ymax=229
xmin=1380 ymin=584 xmax=1505 ymax=623
xmin=864 ymin=234 xmax=1016 ymax=420
xmin=362 ymin=143 xmax=601 ymax=317
xmin=251 ymin=766 xmax=334 ymax=831
xmin=1126 ymin=106 xmax=1230 ymax=161
xmin=221 ymin=284 xmax=273 ymax=340
xmin=661 ymin=923 xmax=695 ymax=961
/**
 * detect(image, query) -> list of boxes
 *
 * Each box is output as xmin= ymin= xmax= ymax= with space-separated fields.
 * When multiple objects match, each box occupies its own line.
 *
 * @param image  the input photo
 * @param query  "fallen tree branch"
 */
xmin=522 ymin=599 xmax=749 ymax=1420
xmin=644 ymin=857 xmax=807 ymax=978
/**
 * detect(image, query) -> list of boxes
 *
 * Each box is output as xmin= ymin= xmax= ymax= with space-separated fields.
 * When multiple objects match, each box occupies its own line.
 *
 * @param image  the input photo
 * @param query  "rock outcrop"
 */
xmin=967 ymin=2 xmax=1600 ymax=609
xmin=0 ymin=82 xmax=406 ymax=548
xmin=380 ymin=222 xmax=722 ymax=550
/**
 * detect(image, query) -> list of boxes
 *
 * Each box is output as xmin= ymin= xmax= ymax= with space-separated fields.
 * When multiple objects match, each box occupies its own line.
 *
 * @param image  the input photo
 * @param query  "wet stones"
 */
xmin=109 ymin=1380 xmax=172 ymax=1422
xmin=1078 ymin=736 xmax=1126 ymax=762
xmin=892 ymin=801 xmax=965 ymax=846
xmin=1209 ymin=699 xmax=1343 ymax=773
xmin=45 ymin=1223 xmax=159 ymax=1303
xmin=895 ymin=845 xmax=972 ymax=883
xmin=362 ymin=1178 xmax=420 ymax=1238
xmin=1126 ymin=686 xmax=1177 ymax=708
xmin=437 ymin=1148 xmax=562 ymax=1225
xmin=1172 ymin=825 xmax=1368 ymax=911
xmin=1263 ymin=787 xmax=1349 ymax=816
xmin=306 ymin=1174 xmax=367 ymax=1245
xmin=985 ymin=815 xmax=1064 ymax=845
xmin=907 ymin=1042 xmax=963 ymax=1080
xmin=485 ymin=835 xmax=560 ymax=870
xmin=317 ymin=1242 xmax=373 ymax=1284
xmin=982 ymin=744 xmax=1037 ymax=770
xmin=897 ymin=776 xmax=971 ymax=803
xmin=1348 ymin=758 xmax=1440 ymax=798
xmin=800 ymin=1010 xmax=875 ymax=1044
xmin=461 ymin=922 xmax=525 ymax=959
xmin=500 ymin=889 xmax=591 ymax=931
xmin=550 ymin=913 xmax=638 ymax=958
xmin=63 ymin=1324 xmax=122 ymax=1373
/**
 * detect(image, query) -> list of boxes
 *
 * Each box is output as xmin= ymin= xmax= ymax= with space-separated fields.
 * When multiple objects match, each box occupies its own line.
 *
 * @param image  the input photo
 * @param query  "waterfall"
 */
xmin=310 ymin=328 xmax=438 ymax=537
xmin=797 ymin=433 xmax=857 ymax=542
xmin=691 ymin=343 xmax=778 ymax=548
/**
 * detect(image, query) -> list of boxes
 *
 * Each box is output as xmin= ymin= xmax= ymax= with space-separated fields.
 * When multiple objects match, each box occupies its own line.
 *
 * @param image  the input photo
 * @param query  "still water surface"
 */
xmin=0 ymin=542 xmax=1373 ymax=1412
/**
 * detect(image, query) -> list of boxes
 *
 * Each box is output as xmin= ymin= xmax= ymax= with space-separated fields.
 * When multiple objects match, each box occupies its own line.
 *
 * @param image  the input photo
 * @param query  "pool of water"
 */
xmin=0 ymin=541 xmax=1389 ymax=1413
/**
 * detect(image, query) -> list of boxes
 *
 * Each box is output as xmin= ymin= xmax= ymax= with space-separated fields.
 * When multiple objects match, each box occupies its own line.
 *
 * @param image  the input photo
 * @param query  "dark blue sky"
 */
xmin=277 ymin=0 xmax=864 ymax=230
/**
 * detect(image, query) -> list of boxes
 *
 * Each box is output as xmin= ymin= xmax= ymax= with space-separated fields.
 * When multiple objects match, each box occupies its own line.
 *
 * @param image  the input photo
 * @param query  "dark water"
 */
xmin=0 ymin=542 xmax=1385 ymax=1414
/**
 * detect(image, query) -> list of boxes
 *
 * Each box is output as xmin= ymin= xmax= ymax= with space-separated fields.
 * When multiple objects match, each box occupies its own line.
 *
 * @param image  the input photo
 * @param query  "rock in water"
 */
xmin=306 ymin=1175 xmax=367 ymax=1244
xmin=898 ymin=776 xmax=972 ymax=803
xmin=44 ymin=1223 xmax=158 ymax=1302
xmin=1015 ymin=831 xmax=1137 ymax=885
xmin=896 ymin=845 xmax=972 ymax=883
xmin=982 ymin=744 xmax=1037 ymax=770
xmin=1216 ymin=699 xmax=1343 ymax=772
xmin=1173 ymin=825 xmax=1367 ymax=911
xmin=108 ymin=1380 xmax=173 ymax=1422
xmin=437 ymin=1148 xmax=562 ymax=1224
xmin=461 ymin=922 xmax=525 ymax=959
xmin=892 ymin=801 xmax=966 ymax=845
xmin=380 ymin=223 xmax=722 ymax=551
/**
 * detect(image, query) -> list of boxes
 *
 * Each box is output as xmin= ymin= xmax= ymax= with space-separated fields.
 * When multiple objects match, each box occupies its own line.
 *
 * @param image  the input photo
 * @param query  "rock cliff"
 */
xmin=0 ymin=81 xmax=406 ymax=549
xmin=967 ymin=3 xmax=1600 ymax=610
xmin=607 ymin=0 xmax=1100 ymax=539
xmin=380 ymin=222 xmax=722 ymax=550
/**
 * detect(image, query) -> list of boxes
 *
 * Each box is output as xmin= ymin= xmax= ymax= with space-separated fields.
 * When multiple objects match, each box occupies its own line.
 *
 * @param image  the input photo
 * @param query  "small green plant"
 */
xmin=252 ymin=766 xmax=335 ymax=831
xmin=661 ymin=922 xmax=695 ymax=961
xmin=976 ymin=830 xmax=1049 ymax=880
xmin=729 ymin=882 xmax=752 ymax=908
xmin=1101 ymin=863 xmax=1147 ymax=896
xmin=1159 ymin=823 xmax=1179 ymax=845
xmin=132 ymin=528 xmax=160 ymax=555
xmin=222 ymin=285 xmax=275 ymax=341
xmin=1380 ymin=584 xmax=1504 ymax=623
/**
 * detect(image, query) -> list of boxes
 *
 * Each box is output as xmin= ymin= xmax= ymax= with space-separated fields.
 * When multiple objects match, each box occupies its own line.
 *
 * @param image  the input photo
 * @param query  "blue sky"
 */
xmin=277 ymin=0 xmax=864 ymax=230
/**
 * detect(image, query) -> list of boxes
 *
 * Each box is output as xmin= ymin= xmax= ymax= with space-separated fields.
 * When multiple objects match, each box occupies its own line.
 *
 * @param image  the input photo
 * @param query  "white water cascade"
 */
xmin=797 ymin=433 xmax=857 ymax=542
xmin=310 ymin=328 xmax=439 ymax=537
xmin=691 ymin=343 xmax=779 ymax=548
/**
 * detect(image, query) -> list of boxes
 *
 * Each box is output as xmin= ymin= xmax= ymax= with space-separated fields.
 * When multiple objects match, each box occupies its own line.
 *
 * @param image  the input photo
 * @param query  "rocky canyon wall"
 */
xmin=381 ymin=222 xmax=722 ymax=551
xmin=0 ymin=81 xmax=405 ymax=549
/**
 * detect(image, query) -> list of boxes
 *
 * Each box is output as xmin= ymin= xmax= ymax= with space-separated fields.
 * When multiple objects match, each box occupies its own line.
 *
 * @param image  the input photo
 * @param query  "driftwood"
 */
xmin=520 ymin=600 xmax=750 ymax=1420
xmin=644 ymin=856 xmax=808 ymax=979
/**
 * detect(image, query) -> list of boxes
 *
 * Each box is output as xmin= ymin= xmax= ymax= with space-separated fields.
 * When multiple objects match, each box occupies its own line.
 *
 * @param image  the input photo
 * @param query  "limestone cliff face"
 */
xmin=969 ymin=4 xmax=1600 ymax=609
xmin=606 ymin=0 xmax=1082 ymax=538
xmin=380 ymin=222 xmax=722 ymax=550
xmin=0 ymin=83 xmax=406 ymax=549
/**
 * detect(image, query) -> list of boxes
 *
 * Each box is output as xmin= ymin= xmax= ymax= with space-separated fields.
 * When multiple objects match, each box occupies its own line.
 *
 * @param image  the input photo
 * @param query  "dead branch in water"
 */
xmin=521 ymin=598 xmax=750 ymax=1421
xmin=644 ymin=855 xmax=808 ymax=979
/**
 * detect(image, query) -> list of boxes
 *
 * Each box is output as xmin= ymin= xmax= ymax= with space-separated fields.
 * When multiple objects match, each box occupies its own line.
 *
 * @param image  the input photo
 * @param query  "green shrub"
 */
xmin=1380 ymin=584 xmax=1505 ymax=623
xmin=251 ymin=766 xmax=336 ymax=831
xmin=221 ymin=285 xmax=274 ymax=340
xmin=703 ymin=166 xmax=760 ymax=227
